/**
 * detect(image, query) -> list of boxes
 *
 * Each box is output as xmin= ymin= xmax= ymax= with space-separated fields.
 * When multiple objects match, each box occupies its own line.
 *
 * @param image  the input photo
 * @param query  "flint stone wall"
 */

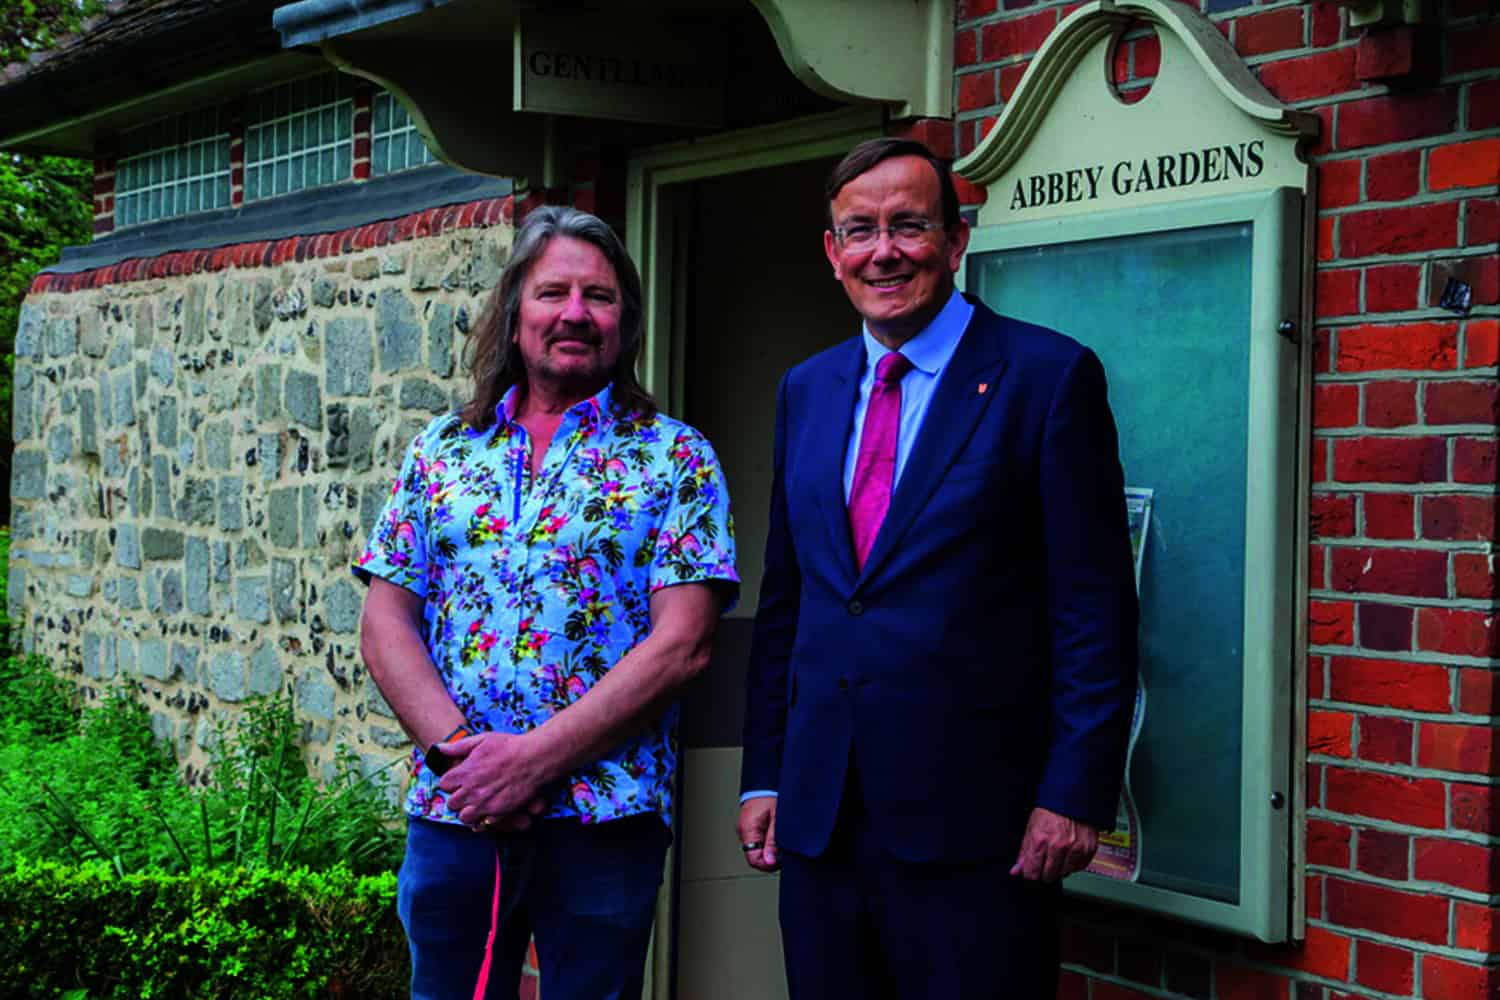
xmin=9 ymin=217 xmax=513 ymax=781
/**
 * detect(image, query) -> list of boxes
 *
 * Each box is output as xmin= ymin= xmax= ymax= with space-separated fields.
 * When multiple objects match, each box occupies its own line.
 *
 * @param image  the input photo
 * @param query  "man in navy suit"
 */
xmin=737 ymin=138 xmax=1139 ymax=998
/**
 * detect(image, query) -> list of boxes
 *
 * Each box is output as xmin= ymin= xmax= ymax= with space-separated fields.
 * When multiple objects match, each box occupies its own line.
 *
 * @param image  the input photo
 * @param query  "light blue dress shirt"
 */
xmin=741 ymin=289 xmax=975 ymax=806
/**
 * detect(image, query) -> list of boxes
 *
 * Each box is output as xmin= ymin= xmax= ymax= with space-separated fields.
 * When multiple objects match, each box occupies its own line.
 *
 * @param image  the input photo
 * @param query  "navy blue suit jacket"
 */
xmin=740 ymin=296 xmax=1139 ymax=865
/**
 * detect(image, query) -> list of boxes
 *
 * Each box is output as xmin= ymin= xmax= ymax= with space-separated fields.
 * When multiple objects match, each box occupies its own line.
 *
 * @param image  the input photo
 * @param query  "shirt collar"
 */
xmin=495 ymin=381 xmax=615 ymax=433
xmin=860 ymin=288 xmax=974 ymax=376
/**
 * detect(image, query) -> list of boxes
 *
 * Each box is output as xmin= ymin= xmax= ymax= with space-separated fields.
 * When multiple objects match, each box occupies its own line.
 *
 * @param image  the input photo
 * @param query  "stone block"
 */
xmin=142 ymin=527 xmax=185 ymax=561
xmin=180 ymin=478 xmax=216 ymax=525
xmin=10 ymin=450 xmax=46 ymax=500
xmin=161 ymin=569 xmax=182 ymax=615
xmin=253 ymin=279 xmax=273 ymax=333
xmin=268 ymin=488 xmax=300 ymax=548
xmin=285 ymin=370 xmax=323 ymax=429
xmin=46 ymin=316 xmax=78 ymax=357
xmin=15 ymin=303 xmax=43 ymax=360
xmin=77 ymin=530 xmax=97 ymax=568
xmin=258 ymin=433 xmax=282 ymax=482
xmin=209 ymin=650 xmax=247 ymax=703
xmin=427 ymin=302 xmax=455 ymax=377
xmin=296 ymin=670 xmax=336 ymax=721
xmin=150 ymin=346 xmax=175 ymax=387
xmin=135 ymin=360 xmax=147 ymax=402
xmin=139 ymin=638 xmax=170 ymax=680
xmin=256 ymin=364 xmax=282 ymax=422
xmin=115 ymin=524 xmax=141 ymax=569
xmin=360 ymin=484 xmax=385 ymax=536
xmin=5 ymin=567 xmax=21 ymax=621
xmin=312 ymin=277 xmax=338 ymax=308
xmin=80 ymin=308 xmax=105 ymax=358
xmin=173 ymin=642 xmax=200 ymax=683
xmin=76 ymin=388 xmax=97 ymax=457
xmin=129 ymin=465 xmax=146 ymax=518
xmin=400 ymin=378 xmax=449 ymax=414
xmin=66 ymin=575 xmax=93 ymax=598
xmin=370 ymin=725 xmax=409 ymax=749
xmin=111 ymin=371 xmax=136 ymax=427
xmin=250 ymin=642 xmax=282 ymax=696
xmin=272 ymin=557 xmax=297 ymax=623
xmin=116 ymin=638 xmax=137 ymax=677
xmin=211 ymin=541 xmax=232 ymax=583
xmin=107 ymin=333 xmax=132 ymax=370
xmin=117 ymin=576 xmax=140 ymax=610
xmin=350 ymin=406 xmax=376 ymax=473
xmin=326 ymin=402 xmax=351 ymax=469
xmin=218 ymin=476 xmax=244 ymax=531
xmin=83 ymin=633 xmax=115 ymax=680
xmin=302 ymin=485 xmax=319 ymax=547
xmin=133 ymin=301 xmax=154 ymax=347
xmin=153 ymin=456 xmax=174 ymax=522
xmin=46 ymin=423 xmax=74 ymax=463
xmin=351 ymin=257 xmax=380 ymax=280
xmin=99 ymin=373 xmax=113 ymax=430
xmin=325 ymin=578 xmax=362 ymax=634
xmin=326 ymin=317 xmax=373 ymax=395
xmin=204 ymin=420 xmax=233 ymax=470
xmin=156 ymin=395 xmax=178 ymax=448
xmin=12 ymin=366 xmax=33 ymax=441
xmin=236 ymin=575 xmax=270 ymax=624
xmin=183 ymin=284 xmax=206 ymax=346
xmin=377 ymin=289 xmax=422 ymax=373
xmin=145 ymin=570 xmax=162 ymax=612
xmin=186 ymin=536 xmax=210 ymax=615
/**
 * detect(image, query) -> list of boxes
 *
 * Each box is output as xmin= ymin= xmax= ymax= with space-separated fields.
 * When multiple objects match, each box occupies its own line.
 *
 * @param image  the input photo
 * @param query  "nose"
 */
xmin=559 ymin=288 xmax=590 ymax=324
xmin=870 ymin=228 xmax=903 ymax=262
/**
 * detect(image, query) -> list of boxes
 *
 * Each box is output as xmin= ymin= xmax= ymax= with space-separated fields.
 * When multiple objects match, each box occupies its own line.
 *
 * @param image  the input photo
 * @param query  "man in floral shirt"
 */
xmin=355 ymin=206 xmax=737 ymax=1000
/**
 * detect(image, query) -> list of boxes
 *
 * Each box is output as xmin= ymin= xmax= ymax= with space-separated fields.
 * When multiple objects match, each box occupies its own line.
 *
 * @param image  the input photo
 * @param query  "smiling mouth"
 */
xmin=865 ymin=276 xmax=911 ymax=289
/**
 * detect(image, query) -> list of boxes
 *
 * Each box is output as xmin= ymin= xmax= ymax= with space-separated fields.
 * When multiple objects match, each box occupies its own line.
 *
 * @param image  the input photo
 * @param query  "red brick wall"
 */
xmin=958 ymin=1 xmax=1499 ymax=997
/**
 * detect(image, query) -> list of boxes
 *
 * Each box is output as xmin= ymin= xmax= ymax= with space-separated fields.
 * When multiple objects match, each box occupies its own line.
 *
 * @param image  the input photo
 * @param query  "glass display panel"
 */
xmin=969 ymin=222 xmax=1254 ymax=902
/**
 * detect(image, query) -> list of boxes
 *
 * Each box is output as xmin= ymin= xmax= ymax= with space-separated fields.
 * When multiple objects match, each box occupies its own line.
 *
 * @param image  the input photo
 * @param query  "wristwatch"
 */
xmin=423 ymin=724 xmax=474 ymax=776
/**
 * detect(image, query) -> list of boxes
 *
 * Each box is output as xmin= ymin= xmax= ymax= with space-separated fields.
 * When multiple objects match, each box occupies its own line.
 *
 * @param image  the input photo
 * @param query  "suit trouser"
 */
xmin=397 ymin=814 xmax=669 ymax=1000
xmin=778 ymin=767 xmax=1062 ymax=1000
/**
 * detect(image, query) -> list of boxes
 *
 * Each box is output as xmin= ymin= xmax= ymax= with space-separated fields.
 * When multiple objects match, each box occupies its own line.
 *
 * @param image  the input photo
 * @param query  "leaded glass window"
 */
xmin=244 ymin=73 xmax=355 ymax=202
xmin=115 ymin=109 xmax=232 ymax=228
xmin=371 ymin=92 xmax=436 ymax=176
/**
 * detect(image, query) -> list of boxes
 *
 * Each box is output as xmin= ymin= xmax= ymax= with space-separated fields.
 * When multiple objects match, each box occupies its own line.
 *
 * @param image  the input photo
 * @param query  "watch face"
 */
xmin=424 ymin=745 xmax=456 ymax=776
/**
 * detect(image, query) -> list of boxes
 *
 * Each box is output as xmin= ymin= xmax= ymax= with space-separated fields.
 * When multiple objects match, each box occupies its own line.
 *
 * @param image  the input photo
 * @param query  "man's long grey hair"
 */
xmin=460 ymin=205 xmax=656 ymax=430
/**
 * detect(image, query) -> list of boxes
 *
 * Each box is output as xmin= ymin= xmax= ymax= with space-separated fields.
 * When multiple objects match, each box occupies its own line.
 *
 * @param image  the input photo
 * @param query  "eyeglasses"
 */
xmin=833 ymin=219 xmax=942 ymax=251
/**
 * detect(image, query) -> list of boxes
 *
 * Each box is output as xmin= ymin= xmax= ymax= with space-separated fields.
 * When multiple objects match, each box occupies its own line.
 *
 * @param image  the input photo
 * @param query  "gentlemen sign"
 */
xmin=514 ymin=15 xmax=725 ymax=128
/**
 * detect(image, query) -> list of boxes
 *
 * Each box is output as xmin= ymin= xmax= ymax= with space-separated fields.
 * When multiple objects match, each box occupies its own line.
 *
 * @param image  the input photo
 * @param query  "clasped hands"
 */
xmin=736 ymin=800 xmax=1098 ymax=881
xmin=436 ymin=731 xmax=550 ymax=834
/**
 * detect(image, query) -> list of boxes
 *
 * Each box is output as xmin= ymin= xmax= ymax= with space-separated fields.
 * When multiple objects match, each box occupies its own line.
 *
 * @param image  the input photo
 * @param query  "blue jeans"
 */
xmin=397 ymin=815 xmax=670 ymax=1000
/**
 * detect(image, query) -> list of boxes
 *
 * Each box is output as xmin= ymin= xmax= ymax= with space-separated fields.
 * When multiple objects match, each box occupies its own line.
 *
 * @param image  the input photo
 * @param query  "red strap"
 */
xmin=472 ymin=852 xmax=502 ymax=1000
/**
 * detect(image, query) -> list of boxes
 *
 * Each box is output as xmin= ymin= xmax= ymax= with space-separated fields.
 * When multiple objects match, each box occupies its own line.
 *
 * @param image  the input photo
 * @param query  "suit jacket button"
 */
xmin=847 ymin=600 xmax=864 ymax=615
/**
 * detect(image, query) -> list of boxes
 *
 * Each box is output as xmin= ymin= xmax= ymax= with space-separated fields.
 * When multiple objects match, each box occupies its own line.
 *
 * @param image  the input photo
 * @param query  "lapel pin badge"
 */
xmin=977 ymin=382 xmax=989 ymax=395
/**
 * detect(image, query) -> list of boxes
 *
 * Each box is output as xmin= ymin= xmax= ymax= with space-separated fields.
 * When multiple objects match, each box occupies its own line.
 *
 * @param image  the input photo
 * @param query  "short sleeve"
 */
xmin=649 ymin=428 xmax=740 ymax=610
xmin=352 ymin=426 xmax=434 ymax=597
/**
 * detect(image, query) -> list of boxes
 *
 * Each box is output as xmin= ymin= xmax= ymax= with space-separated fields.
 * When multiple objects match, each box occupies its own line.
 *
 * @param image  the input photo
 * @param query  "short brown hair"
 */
xmin=825 ymin=138 xmax=961 ymax=232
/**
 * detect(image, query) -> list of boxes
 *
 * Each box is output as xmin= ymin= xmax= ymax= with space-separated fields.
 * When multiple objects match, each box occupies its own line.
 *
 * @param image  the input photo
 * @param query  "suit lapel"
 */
xmin=855 ymin=311 xmax=1009 ymax=588
xmin=810 ymin=340 xmax=865 ymax=587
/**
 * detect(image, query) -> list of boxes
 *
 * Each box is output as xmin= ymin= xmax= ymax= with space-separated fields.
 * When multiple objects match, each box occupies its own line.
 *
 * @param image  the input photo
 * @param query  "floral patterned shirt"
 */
xmin=354 ymin=383 xmax=738 ymax=826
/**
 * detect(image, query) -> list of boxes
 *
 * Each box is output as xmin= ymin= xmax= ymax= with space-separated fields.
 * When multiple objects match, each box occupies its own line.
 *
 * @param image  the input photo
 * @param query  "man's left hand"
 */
xmin=1009 ymin=807 xmax=1099 ymax=882
xmin=438 ymin=732 xmax=552 ymax=827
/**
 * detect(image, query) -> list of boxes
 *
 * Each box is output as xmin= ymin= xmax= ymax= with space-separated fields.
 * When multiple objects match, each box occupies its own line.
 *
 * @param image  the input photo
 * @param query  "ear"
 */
xmin=823 ymin=229 xmax=843 ymax=280
xmin=946 ymin=218 xmax=972 ymax=274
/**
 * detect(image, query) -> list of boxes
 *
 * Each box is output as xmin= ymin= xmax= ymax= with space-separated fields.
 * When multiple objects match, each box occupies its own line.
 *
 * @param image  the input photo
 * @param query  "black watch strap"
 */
xmin=423 ymin=724 xmax=475 ymax=776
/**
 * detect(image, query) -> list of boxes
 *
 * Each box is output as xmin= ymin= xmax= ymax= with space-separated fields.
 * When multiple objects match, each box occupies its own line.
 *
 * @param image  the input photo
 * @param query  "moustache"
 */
xmin=547 ymin=331 xmax=602 ymax=349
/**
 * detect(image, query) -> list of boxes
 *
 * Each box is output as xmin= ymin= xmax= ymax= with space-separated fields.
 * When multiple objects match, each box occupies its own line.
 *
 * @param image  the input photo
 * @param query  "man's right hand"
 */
xmin=737 ymin=797 xmax=780 ymax=872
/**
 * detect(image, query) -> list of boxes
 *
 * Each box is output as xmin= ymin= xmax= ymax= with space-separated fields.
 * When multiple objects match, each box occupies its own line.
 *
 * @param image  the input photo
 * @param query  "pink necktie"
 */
xmin=848 ymin=351 xmax=913 ymax=571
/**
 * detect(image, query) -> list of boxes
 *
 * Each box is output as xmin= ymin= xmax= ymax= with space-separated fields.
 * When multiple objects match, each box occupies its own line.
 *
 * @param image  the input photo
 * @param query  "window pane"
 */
xmin=321 ymin=148 xmax=337 ymax=183
xmin=373 ymin=95 xmax=389 ymax=134
xmin=289 ymin=156 xmax=304 ymax=191
xmin=336 ymin=104 xmax=351 ymax=139
xmin=335 ymin=144 xmax=351 ymax=180
xmin=372 ymin=136 xmax=388 ymax=177
xmin=274 ymin=158 xmax=288 ymax=195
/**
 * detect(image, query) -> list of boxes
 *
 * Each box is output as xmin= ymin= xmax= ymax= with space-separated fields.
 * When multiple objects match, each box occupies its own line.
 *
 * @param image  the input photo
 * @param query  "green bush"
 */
xmin=0 ymin=859 xmax=407 ymax=999
xmin=0 ymin=657 xmax=405 ymax=876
